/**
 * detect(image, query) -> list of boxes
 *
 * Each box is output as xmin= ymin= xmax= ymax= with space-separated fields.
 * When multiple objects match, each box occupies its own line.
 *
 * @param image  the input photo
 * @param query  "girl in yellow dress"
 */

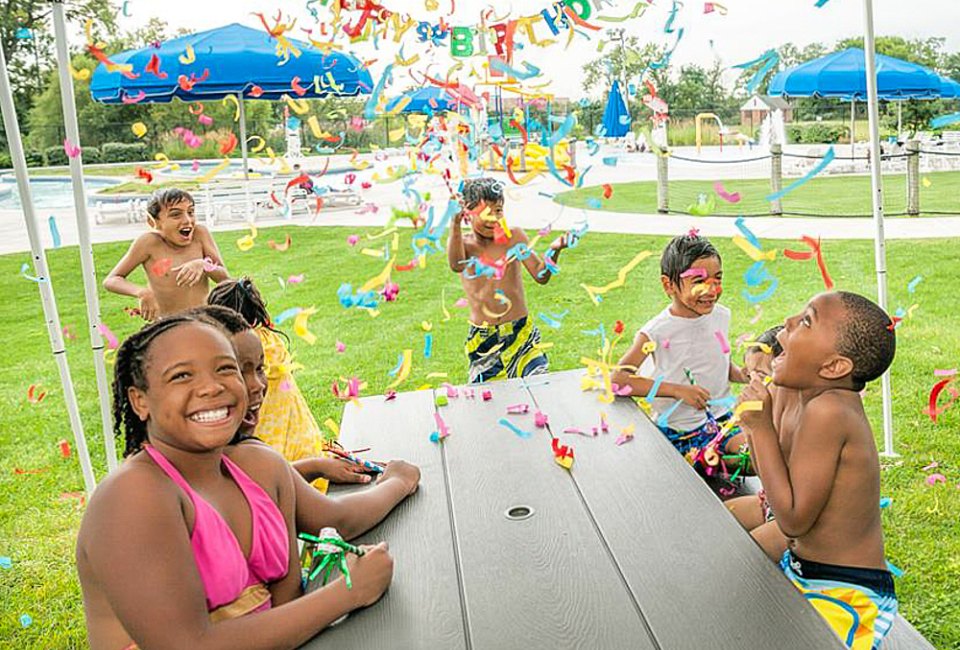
xmin=208 ymin=277 xmax=372 ymax=491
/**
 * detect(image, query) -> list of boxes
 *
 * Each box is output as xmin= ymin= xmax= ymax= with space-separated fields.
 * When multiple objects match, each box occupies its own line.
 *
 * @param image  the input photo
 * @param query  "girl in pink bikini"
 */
xmin=76 ymin=315 xmax=396 ymax=649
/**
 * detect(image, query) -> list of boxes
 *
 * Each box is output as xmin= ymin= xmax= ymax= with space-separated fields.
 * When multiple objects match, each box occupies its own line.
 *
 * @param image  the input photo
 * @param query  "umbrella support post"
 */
xmin=52 ymin=0 xmax=117 ymax=473
xmin=850 ymin=99 xmax=856 ymax=160
xmin=0 ymin=29 xmax=97 ymax=495
xmin=862 ymin=0 xmax=897 ymax=457
xmin=238 ymin=93 xmax=252 ymax=223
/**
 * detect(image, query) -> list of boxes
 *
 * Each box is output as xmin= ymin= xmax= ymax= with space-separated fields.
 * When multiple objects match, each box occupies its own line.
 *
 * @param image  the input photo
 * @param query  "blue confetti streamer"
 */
xmin=499 ymin=418 xmax=533 ymax=439
xmin=907 ymin=276 xmax=923 ymax=293
xmin=424 ymin=333 xmax=433 ymax=359
xmin=645 ymin=375 xmax=665 ymax=403
xmin=766 ymin=146 xmax=835 ymax=202
xmin=879 ymin=496 xmax=892 ymax=509
xmin=48 ymin=216 xmax=61 ymax=248
xmin=387 ymin=353 xmax=404 ymax=376
xmin=885 ymin=560 xmax=904 ymax=578
xmin=274 ymin=307 xmax=302 ymax=325
xmin=708 ymin=395 xmax=738 ymax=411
xmin=742 ymin=280 xmax=779 ymax=304
xmin=657 ymin=400 xmax=684 ymax=428
xmin=734 ymin=216 xmax=763 ymax=249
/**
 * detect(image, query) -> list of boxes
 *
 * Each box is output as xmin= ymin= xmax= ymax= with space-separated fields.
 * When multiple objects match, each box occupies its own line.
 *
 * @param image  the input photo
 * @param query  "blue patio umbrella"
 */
xmin=767 ymin=48 xmax=942 ymax=100
xmin=90 ymin=23 xmax=372 ymax=103
xmin=386 ymin=87 xmax=460 ymax=114
xmin=940 ymin=76 xmax=960 ymax=99
xmin=601 ymin=80 xmax=630 ymax=138
xmin=90 ymin=23 xmax=373 ymax=178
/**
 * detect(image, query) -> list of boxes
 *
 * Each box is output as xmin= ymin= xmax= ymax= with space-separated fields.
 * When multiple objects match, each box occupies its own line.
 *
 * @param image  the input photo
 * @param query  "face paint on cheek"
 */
xmin=713 ymin=283 xmax=723 ymax=298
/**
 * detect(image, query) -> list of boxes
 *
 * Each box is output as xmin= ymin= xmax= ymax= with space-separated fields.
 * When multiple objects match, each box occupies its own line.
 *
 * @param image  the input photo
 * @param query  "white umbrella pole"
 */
xmin=52 ymin=1 xmax=117 ymax=472
xmin=0 ymin=33 xmax=97 ymax=494
xmin=238 ymin=93 xmax=252 ymax=222
xmin=850 ymin=99 xmax=856 ymax=158
xmin=897 ymin=101 xmax=902 ymax=138
xmin=862 ymin=0 xmax=897 ymax=457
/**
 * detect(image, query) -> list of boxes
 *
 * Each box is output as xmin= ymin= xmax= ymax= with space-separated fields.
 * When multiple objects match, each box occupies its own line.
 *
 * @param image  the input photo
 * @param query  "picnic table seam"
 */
xmin=520 ymin=378 xmax=665 ymax=650
xmin=433 ymin=390 xmax=476 ymax=650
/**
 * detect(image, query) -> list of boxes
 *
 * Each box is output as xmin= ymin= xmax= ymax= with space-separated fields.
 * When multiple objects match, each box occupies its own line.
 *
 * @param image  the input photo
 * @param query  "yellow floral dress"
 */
xmin=254 ymin=327 xmax=329 ymax=493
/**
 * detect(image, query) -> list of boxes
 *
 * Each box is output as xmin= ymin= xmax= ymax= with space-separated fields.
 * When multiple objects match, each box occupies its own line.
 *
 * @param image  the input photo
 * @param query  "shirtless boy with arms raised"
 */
xmin=104 ymin=189 xmax=229 ymax=321
xmin=447 ymin=178 xmax=568 ymax=383
xmin=738 ymin=292 xmax=897 ymax=650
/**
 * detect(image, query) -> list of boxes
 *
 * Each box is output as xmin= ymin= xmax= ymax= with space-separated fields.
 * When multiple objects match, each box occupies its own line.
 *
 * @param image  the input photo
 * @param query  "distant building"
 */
xmin=740 ymin=95 xmax=793 ymax=127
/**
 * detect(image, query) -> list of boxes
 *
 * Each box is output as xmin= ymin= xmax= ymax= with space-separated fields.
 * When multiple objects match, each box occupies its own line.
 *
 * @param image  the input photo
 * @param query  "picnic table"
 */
xmin=302 ymin=369 xmax=932 ymax=649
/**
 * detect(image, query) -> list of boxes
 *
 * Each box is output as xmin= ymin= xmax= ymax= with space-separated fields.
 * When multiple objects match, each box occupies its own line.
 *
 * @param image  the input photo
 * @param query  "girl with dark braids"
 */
xmin=208 ymin=277 xmax=333 ymax=492
xmin=76 ymin=315 xmax=402 ymax=649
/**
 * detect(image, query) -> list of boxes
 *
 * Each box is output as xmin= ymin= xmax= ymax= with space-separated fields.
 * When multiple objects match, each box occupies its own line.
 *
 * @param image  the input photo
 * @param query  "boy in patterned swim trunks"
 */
xmin=738 ymin=292 xmax=898 ymax=650
xmin=447 ymin=178 xmax=568 ymax=383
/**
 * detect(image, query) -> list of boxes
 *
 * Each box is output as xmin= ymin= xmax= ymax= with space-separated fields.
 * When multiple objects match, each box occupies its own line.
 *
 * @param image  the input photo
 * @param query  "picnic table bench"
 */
xmin=303 ymin=369 xmax=933 ymax=649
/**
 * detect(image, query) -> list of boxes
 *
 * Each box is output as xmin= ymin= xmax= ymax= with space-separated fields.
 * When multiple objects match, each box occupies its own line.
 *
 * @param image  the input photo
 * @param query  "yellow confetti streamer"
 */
xmin=247 ymin=136 xmax=267 ymax=153
xmin=307 ymin=115 xmax=323 ymax=138
xmin=733 ymin=236 xmax=776 ymax=262
xmin=365 ymin=226 xmax=397 ymax=241
xmin=481 ymin=292 xmax=512 ymax=319
xmin=294 ymin=307 xmax=318 ymax=345
xmin=441 ymin=289 xmax=452 ymax=322
xmin=153 ymin=152 xmax=172 ymax=170
xmin=641 ymin=341 xmax=657 ymax=355
xmin=284 ymin=95 xmax=310 ymax=115
xmin=360 ymin=257 xmax=394 ymax=293
xmin=498 ymin=218 xmax=512 ymax=239
xmin=222 ymin=95 xmax=241 ymax=122
xmin=236 ymin=224 xmax=258 ymax=251
xmin=580 ymin=252 xmax=653 ymax=305
xmin=387 ymin=349 xmax=412 ymax=390
xmin=178 ymin=45 xmax=196 ymax=64
xmin=131 ymin=122 xmax=147 ymax=138
xmin=421 ymin=321 xmax=433 ymax=332
xmin=69 ymin=65 xmax=90 ymax=81
xmin=323 ymin=418 xmax=340 ymax=438
xmin=389 ymin=126 xmax=406 ymax=142
xmin=743 ymin=342 xmax=773 ymax=355
xmin=426 ymin=372 xmax=448 ymax=379
xmin=386 ymin=96 xmax=411 ymax=115
xmin=197 ymin=158 xmax=231 ymax=184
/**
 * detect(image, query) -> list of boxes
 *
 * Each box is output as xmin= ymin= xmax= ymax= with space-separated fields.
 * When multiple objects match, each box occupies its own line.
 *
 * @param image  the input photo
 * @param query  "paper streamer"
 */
xmin=713 ymin=182 xmax=741 ymax=203
xmin=580 ymin=252 xmax=653 ymax=305
xmin=293 ymin=307 xmax=318 ymax=344
xmin=48 ymin=216 xmax=61 ymax=248
xmin=387 ymin=349 xmax=412 ymax=390
xmin=499 ymin=418 xmax=533 ymax=439
xmin=766 ymin=147 xmax=835 ymax=202
xmin=97 ymin=323 xmax=119 ymax=349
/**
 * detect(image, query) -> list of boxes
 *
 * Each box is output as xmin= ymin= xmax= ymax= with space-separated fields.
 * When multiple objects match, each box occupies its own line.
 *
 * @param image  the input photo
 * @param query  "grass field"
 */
xmin=1 ymin=225 xmax=958 ymax=648
xmin=557 ymin=170 xmax=960 ymax=218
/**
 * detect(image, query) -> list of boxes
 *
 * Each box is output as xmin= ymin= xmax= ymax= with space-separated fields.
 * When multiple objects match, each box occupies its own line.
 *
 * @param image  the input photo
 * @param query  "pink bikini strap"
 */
xmin=142 ymin=444 xmax=199 ymax=500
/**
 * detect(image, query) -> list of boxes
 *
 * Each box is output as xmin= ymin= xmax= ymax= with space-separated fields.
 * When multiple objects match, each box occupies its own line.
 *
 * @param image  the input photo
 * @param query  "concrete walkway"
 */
xmin=2 ymin=144 xmax=959 ymax=257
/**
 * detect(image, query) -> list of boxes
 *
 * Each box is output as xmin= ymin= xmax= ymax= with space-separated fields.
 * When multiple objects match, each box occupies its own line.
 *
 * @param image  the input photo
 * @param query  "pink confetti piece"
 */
xmin=934 ymin=369 xmax=957 ymax=377
xmin=506 ymin=403 xmax=529 ymax=414
xmin=347 ymin=235 xmax=360 ymax=246
xmin=713 ymin=181 xmax=741 ymax=203
xmin=922 ymin=462 xmax=939 ymax=471
xmin=63 ymin=138 xmax=81 ymax=158
xmin=462 ymin=388 xmax=475 ymax=399
xmin=662 ymin=339 xmax=670 ymax=349
xmin=191 ymin=159 xmax=200 ymax=172
xmin=680 ymin=267 xmax=708 ymax=279
xmin=482 ymin=389 xmax=492 ymax=401
xmin=335 ymin=341 xmax=346 ymax=353
xmin=384 ymin=390 xmax=397 ymax=401
xmin=534 ymin=411 xmax=549 ymax=427
xmin=97 ymin=323 xmax=118 ymax=349
xmin=434 ymin=412 xmax=451 ymax=439
xmin=750 ymin=305 xmax=763 ymax=325
xmin=287 ymin=274 xmax=305 ymax=284
xmin=714 ymin=330 xmax=731 ymax=354
xmin=615 ymin=434 xmax=634 ymax=446
xmin=279 ymin=379 xmax=293 ymax=392
xmin=612 ymin=383 xmax=633 ymax=396
xmin=563 ymin=428 xmax=590 ymax=436
xmin=926 ymin=473 xmax=947 ymax=486
xmin=444 ymin=383 xmax=459 ymax=398
xmin=454 ymin=298 xmax=469 ymax=308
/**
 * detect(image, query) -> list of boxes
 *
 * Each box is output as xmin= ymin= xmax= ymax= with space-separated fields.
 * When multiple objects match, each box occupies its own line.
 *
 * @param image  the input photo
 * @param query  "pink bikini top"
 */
xmin=143 ymin=444 xmax=289 ymax=612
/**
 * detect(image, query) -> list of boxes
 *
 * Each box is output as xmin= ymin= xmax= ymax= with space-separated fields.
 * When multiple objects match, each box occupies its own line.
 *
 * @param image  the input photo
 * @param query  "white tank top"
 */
xmin=639 ymin=303 xmax=733 ymax=431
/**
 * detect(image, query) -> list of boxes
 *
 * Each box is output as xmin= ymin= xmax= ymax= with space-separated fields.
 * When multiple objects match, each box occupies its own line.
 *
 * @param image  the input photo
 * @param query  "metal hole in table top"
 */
xmin=504 ymin=505 xmax=534 ymax=521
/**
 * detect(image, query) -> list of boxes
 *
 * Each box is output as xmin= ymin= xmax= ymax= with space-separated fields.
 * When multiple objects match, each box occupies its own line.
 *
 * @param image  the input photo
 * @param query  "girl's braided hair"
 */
xmin=207 ymin=277 xmax=287 ymax=341
xmin=112 ymin=315 xmax=217 ymax=458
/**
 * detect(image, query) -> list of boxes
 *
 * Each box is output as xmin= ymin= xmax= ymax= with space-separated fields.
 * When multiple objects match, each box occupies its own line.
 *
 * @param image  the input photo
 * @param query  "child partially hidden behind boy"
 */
xmin=448 ymin=178 xmax=568 ymax=383
xmin=103 ymin=189 xmax=228 ymax=321
xmin=738 ymin=292 xmax=898 ymax=650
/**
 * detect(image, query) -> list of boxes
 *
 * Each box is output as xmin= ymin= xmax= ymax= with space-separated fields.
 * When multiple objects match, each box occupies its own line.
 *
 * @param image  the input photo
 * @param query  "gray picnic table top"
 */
xmin=302 ymin=369 xmax=930 ymax=650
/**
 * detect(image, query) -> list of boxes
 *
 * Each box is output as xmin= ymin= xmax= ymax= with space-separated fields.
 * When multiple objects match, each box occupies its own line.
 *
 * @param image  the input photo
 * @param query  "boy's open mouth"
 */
xmin=178 ymin=226 xmax=194 ymax=239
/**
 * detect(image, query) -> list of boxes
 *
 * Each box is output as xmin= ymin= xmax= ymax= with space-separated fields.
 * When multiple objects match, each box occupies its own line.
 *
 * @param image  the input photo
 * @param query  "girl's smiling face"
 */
xmin=128 ymin=322 xmax=247 ymax=451
xmin=231 ymin=329 xmax=267 ymax=437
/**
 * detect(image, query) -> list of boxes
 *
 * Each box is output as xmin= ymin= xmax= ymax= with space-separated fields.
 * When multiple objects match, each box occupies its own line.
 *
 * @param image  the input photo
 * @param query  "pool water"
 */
xmin=0 ymin=176 xmax=123 ymax=210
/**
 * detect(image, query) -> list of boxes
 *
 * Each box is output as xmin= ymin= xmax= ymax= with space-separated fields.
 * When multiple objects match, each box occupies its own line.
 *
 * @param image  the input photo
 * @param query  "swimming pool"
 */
xmin=0 ymin=175 xmax=125 ymax=210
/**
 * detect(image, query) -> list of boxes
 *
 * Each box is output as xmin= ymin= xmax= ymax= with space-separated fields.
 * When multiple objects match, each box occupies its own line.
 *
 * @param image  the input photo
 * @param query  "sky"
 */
xmin=105 ymin=0 xmax=960 ymax=99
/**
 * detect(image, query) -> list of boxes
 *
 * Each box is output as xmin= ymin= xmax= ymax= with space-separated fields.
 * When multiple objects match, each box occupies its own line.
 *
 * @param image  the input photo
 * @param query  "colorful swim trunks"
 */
xmin=465 ymin=316 xmax=548 ymax=383
xmin=781 ymin=550 xmax=897 ymax=650
xmin=657 ymin=411 xmax=737 ymax=456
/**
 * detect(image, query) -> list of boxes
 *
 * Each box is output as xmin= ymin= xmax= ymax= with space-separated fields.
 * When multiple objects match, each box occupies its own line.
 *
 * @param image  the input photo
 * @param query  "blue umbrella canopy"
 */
xmin=940 ymin=76 xmax=960 ymax=99
xmin=767 ymin=48 xmax=942 ymax=100
xmin=601 ymin=80 xmax=630 ymax=138
xmin=90 ymin=23 xmax=372 ymax=103
xmin=385 ymin=87 xmax=462 ymax=114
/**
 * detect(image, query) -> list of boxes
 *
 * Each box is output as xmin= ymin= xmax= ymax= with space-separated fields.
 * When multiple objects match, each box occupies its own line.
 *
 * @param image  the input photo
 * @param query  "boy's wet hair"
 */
xmin=112 ymin=315 xmax=230 ymax=457
xmin=835 ymin=291 xmax=896 ymax=390
xmin=754 ymin=325 xmax=784 ymax=358
xmin=146 ymin=188 xmax=195 ymax=220
xmin=461 ymin=177 xmax=504 ymax=210
xmin=183 ymin=305 xmax=251 ymax=335
xmin=660 ymin=232 xmax=721 ymax=287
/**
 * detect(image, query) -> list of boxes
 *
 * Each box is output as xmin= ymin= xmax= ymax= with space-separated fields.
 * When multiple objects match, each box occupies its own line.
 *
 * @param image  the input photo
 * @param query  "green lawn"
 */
xmin=1 ymin=226 xmax=958 ymax=648
xmin=557 ymin=170 xmax=960 ymax=217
